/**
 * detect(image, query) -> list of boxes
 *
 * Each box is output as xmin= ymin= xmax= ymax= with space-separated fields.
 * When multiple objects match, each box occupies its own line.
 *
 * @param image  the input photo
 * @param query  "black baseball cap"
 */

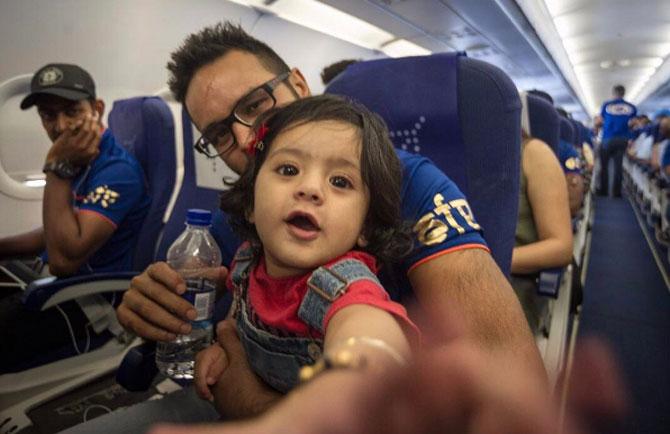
xmin=20 ymin=63 xmax=96 ymax=110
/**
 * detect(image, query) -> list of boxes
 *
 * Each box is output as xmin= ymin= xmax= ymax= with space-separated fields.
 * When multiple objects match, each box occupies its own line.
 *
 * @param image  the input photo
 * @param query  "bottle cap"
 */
xmin=186 ymin=209 xmax=212 ymax=226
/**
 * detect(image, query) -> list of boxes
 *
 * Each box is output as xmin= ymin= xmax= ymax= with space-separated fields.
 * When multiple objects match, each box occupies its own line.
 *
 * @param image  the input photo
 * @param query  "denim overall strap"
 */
xmin=230 ymin=244 xmax=256 ymax=288
xmin=298 ymin=258 xmax=382 ymax=334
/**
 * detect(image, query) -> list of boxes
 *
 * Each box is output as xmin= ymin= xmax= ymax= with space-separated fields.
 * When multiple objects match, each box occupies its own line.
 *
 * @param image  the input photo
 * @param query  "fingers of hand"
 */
xmin=142 ymin=264 xmax=196 ymax=320
xmin=120 ymin=279 xmax=193 ymax=337
xmin=116 ymin=302 xmax=177 ymax=342
xmin=147 ymin=262 xmax=188 ymax=295
xmin=195 ymin=345 xmax=228 ymax=400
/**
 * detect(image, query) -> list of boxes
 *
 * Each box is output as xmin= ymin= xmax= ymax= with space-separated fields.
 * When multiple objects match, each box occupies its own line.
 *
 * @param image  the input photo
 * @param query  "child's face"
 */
xmin=249 ymin=120 xmax=370 ymax=277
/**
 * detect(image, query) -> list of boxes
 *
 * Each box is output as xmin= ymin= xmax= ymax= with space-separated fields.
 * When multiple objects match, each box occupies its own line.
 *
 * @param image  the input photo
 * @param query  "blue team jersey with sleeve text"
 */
xmin=42 ymin=129 xmax=150 ymax=274
xmin=600 ymin=98 xmax=637 ymax=142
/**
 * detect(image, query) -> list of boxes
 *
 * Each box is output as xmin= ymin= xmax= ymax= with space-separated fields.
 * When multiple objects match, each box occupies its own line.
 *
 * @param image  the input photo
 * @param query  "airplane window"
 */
xmin=0 ymin=93 xmax=49 ymax=184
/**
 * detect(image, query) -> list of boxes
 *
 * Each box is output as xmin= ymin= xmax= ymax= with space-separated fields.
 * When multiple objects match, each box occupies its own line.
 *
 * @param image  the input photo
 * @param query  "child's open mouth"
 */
xmin=286 ymin=212 xmax=320 ymax=239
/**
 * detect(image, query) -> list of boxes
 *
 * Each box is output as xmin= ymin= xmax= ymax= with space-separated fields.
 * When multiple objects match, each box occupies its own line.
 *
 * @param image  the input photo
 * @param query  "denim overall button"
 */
xmin=307 ymin=342 xmax=322 ymax=360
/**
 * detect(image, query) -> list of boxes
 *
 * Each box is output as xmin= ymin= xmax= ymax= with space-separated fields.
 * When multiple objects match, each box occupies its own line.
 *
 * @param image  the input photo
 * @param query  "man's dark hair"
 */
xmin=527 ymin=89 xmax=554 ymax=105
xmin=321 ymin=59 xmax=359 ymax=86
xmin=555 ymin=107 xmax=570 ymax=119
xmin=221 ymin=94 xmax=413 ymax=263
xmin=167 ymin=22 xmax=291 ymax=103
xmin=613 ymin=84 xmax=625 ymax=97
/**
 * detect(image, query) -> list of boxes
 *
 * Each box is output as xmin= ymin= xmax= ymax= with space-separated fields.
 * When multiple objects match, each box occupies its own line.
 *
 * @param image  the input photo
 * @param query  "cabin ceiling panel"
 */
xmin=321 ymin=0 xmax=670 ymax=118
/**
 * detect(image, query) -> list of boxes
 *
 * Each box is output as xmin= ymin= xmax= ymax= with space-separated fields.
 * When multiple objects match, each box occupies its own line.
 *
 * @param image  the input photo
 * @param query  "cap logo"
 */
xmin=38 ymin=67 xmax=63 ymax=86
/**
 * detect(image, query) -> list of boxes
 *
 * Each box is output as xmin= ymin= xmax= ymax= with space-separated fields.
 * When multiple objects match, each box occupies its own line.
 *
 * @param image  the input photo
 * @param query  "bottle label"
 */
xmin=182 ymin=278 xmax=216 ymax=327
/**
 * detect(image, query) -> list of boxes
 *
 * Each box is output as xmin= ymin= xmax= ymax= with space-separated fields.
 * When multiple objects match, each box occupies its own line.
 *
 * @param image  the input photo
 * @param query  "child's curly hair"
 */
xmin=220 ymin=94 xmax=413 ymax=264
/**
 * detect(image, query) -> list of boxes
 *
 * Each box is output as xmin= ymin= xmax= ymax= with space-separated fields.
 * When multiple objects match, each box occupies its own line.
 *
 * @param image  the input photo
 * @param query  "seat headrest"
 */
xmin=569 ymin=119 xmax=583 ymax=147
xmin=559 ymin=116 xmax=575 ymax=144
xmin=109 ymin=96 xmax=178 ymax=270
xmin=523 ymin=92 xmax=560 ymax=155
xmin=326 ymin=53 xmax=522 ymax=276
xmin=327 ymin=53 xmax=465 ymax=185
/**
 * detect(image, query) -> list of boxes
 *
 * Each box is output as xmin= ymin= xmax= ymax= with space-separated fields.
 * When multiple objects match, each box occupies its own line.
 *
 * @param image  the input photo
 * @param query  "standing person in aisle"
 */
xmin=597 ymin=84 xmax=637 ymax=197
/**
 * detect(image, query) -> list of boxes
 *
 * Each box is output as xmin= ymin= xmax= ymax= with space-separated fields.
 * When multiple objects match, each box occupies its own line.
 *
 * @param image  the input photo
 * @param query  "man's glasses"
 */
xmin=194 ymin=71 xmax=291 ymax=159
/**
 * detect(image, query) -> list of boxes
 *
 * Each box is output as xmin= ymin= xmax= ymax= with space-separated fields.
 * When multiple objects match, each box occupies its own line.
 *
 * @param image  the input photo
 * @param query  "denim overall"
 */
xmin=230 ymin=246 xmax=384 ymax=393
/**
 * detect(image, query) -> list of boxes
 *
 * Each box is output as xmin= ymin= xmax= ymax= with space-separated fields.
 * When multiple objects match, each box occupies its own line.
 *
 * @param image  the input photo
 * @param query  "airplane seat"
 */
xmin=569 ymin=119 xmax=582 ymax=149
xmin=108 ymin=96 xmax=177 ymax=270
xmin=114 ymin=100 xmax=224 ymax=392
xmin=0 ymin=96 xmax=191 ymax=434
xmin=326 ymin=53 xmax=520 ymax=277
xmin=520 ymin=92 xmax=574 ymax=384
xmin=523 ymin=92 xmax=560 ymax=154
xmin=559 ymin=116 xmax=575 ymax=148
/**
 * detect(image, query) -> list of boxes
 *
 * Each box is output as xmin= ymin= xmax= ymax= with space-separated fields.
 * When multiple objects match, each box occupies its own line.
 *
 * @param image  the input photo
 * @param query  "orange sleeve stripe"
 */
xmin=78 ymin=209 xmax=119 ymax=229
xmin=407 ymin=243 xmax=490 ymax=274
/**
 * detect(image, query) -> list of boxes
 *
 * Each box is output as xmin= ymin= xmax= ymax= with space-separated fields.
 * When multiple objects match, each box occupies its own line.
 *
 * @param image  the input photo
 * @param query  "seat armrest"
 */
xmin=537 ymin=268 xmax=564 ymax=298
xmin=21 ymin=271 xmax=137 ymax=311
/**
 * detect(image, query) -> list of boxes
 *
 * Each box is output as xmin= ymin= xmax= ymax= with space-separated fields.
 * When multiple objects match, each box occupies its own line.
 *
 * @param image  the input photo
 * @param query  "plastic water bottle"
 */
xmin=155 ymin=209 xmax=222 ymax=380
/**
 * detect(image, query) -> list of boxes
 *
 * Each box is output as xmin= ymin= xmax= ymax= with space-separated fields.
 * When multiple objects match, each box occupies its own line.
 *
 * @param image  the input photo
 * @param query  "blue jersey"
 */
xmin=42 ymin=129 xmax=150 ymax=274
xmin=211 ymin=148 xmax=487 ymax=305
xmin=558 ymin=140 xmax=582 ymax=174
xmin=600 ymin=98 xmax=636 ymax=142
xmin=661 ymin=140 xmax=670 ymax=173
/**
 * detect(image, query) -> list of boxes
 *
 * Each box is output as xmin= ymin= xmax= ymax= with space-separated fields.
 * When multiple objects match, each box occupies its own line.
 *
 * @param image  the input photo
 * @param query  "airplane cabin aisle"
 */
xmin=579 ymin=196 xmax=670 ymax=434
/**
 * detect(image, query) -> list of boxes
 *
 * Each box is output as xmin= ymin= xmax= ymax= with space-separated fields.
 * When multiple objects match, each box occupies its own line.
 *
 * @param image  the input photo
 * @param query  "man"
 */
xmin=598 ymin=84 xmax=637 ymax=197
xmin=0 ymin=63 xmax=150 ymax=372
xmin=107 ymin=21 xmax=542 ymax=423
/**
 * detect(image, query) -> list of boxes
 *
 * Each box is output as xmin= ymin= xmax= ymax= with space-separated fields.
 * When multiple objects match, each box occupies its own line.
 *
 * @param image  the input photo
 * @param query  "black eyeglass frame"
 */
xmin=193 ymin=71 xmax=292 ymax=159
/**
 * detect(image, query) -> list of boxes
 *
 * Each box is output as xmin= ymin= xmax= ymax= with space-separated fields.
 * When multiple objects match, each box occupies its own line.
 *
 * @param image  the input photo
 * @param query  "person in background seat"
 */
xmin=0 ymin=63 xmax=149 ymax=373
xmin=320 ymin=59 xmax=358 ymax=86
xmin=511 ymin=129 xmax=573 ymax=334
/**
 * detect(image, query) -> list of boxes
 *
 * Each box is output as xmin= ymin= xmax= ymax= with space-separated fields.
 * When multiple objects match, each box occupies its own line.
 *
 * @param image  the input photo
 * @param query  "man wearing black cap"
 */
xmin=0 ymin=63 xmax=149 ymax=373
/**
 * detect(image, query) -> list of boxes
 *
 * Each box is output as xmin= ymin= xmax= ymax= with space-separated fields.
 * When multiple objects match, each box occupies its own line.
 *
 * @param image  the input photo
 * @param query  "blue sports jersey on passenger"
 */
xmin=211 ymin=148 xmax=487 ymax=309
xmin=42 ymin=129 xmax=150 ymax=273
xmin=558 ymin=140 xmax=582 ymax=174
xmin=600 ymin=98 xmax=637 ymax=142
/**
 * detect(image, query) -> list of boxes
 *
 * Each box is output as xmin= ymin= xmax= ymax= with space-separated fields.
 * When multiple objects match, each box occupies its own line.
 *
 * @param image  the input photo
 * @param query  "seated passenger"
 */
xmin=649 ymin=116 xmax=669 ymax=169
xmin=511 ymin=131 xmax=573 ymax=333
xmin=0 ymin=63 xmax=149 ymax=373
xmin=197 ymin=95 xmax=417 ymax=401
xmin=656 ymin=117 xmax=670 ymax=178
xmin=627 ymin=128 xmax=653 ymax=163
xmin=320 ymin=59 xmax=359 ymax=86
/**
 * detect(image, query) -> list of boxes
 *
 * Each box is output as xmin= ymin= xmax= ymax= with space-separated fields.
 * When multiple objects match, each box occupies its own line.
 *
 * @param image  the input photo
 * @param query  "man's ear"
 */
xmin=289 ymin=68 xmax=311 ymax=97
xmin=356 ymin=233 xmax=368 ymax=248
xmin=94 ymin=99 xmax=105 ymax=120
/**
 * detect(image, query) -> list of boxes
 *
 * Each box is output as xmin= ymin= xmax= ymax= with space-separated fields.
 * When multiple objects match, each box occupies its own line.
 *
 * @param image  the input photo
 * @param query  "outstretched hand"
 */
xmin=148 ymin=332 xmax=626 ymax=434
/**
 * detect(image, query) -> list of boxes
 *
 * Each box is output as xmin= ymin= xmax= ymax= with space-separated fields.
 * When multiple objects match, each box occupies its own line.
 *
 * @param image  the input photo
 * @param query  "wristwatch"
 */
xmin=42 ymin=160 xmax=82 ymax=179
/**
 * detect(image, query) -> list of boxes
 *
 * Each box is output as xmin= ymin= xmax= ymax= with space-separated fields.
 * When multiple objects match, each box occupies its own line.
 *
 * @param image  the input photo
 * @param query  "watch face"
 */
xmin=44 ymin=160 xmax=81 ymax=179
xmin=57 ymin=161 xmax=80 ymax=178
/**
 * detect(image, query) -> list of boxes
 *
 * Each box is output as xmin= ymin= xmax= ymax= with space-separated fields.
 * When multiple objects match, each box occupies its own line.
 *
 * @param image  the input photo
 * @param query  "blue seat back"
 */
xmin=327 ymin=53 xmax=520 ymax=275
xmin=109 ymin=97 xmax=176 ymax=269
xmin=524 ymin=92 xmax=560 ymax=155
xmin=109 ymin=97 xmax=222 ymax=267
xmin=155 ymin=108 xmax=222 ymax=261
xmin=570 ymin=119 xmax=583 ymax=147
xmin=559 ymin=116 xmax=575 ymax=145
